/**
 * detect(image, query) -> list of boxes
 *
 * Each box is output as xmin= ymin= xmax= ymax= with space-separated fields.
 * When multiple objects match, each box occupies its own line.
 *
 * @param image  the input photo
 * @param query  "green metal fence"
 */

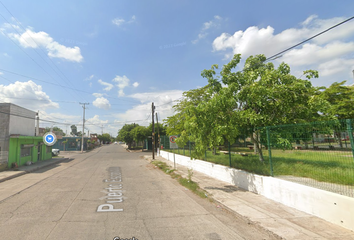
xmin=160 ymin=119 xmax=354 ymax=198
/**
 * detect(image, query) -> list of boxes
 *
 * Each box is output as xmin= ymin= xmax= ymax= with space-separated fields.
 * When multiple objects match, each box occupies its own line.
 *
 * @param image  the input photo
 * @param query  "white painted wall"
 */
xmin=159 ymin=150 xmax=354 ymax=231
xmin=9 ymin=104 xmax=36 ymax=136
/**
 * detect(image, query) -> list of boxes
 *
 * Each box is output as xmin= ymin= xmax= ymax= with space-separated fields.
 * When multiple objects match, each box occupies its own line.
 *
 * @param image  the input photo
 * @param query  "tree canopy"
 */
xmin=98 ymin=133 xmax=111 ymax=144
xmin=319 ymin=81 xmax=354 ymax=119
xmin=166 ymin=54 xmax=329 ymax=161
xmin=131 ymin=126 xmax=150 ymax=144
xmin=45 ymin=126 xmax=65 ymax=136
xmin=70 ymin=125 xmax=78 ymax=136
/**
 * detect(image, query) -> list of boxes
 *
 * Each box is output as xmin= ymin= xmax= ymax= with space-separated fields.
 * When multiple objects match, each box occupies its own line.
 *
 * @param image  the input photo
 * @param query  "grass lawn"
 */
xmin=166 ymin=148 xmax=354 ymax=186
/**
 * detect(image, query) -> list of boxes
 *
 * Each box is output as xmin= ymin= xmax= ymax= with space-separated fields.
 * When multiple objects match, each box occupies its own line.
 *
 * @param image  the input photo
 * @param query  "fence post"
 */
xmin=266 ymin=127 xmax=274 ymax=176
xmin=189 ymin=141 xmax=191 ymax=160
xmin=228 ymin=142 xmax=231 ymax=167
xmin=346 ymin=119 xmax=354 ymax=161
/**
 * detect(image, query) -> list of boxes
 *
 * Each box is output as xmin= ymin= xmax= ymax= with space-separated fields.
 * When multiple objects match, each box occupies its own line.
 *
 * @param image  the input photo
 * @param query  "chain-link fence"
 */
xmin=160 ymin=119 xmax=354 ymax=198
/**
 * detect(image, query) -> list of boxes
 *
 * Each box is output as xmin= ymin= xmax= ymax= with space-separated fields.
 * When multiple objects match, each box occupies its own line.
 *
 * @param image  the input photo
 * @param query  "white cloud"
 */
xmin=302 ymin=15 xmax=318 ymax=26
xmin=318 ymin=59 xmax=354 ymax=77
xmin=133 ymin=82 xmax=139 ymax=87
xmin=112 ymin=18 xmax=125 ymax=26
xmin=212 ymin=15 xmax=354 ymax=60
xmin=281 ymin=42 xmax=354 ymax=66
xmin=37 ymin=111 xmax=82 ymax=134
xmin=93 ymin=97 xmax=111 ymax=110
xmin=112 ymin=15 xmax=136 ymax=27
xmin=98 ymin=79 xmax=114 ymax=91
xmin=87 ymin=115 xmax=109 ymax=124
xmin=192 ymin=15 xmax=222 ymax=44
xmin=85 ymin=115 xmax=110 ymax=134
xmin=85 ymin=75 xmax=94 ymax=81
xmin=1 ymin=23 xmax=83 ymax=62
xmin=92 ymin=93 xmax=105 ymax=98
xmin=39 ymin=111 xmax=80 ymax=123
xmin=212 ymin=15 xmax=354 ymax=86
xmin=0 ymin=80 xmax=59 ymax=111
xmin=112 ymin=75 xmax=130 ymax=97
xmin=113 ymin=90 xmax=184 ymax=126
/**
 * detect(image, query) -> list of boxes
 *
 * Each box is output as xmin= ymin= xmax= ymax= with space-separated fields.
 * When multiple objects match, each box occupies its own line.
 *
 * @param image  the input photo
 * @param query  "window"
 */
xmin=21 ymin=147 xmax=31 ymax=157
xmin=46 ymin=146 xmax=51 ymax=153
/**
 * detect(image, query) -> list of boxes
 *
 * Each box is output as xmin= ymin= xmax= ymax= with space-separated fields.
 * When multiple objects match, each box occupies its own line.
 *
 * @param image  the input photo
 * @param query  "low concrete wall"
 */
xmin=159 ymin=150 xmax=354 ymax=231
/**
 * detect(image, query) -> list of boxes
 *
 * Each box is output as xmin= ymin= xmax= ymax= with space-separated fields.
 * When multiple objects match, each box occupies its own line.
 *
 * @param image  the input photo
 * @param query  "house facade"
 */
xmin=52 ymin=136 xmax=90 ymax=151
xmin=0 ymin=103 xmax=52 ymax=170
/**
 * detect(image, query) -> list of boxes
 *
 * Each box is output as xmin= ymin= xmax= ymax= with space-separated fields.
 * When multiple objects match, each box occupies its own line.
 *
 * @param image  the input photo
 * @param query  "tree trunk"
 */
xmin=213 ymin=147 xmax=216 ymax=155
xmin=251 ymin=131 xmax=264 ymax=162
xmin=335 ymin=131 xmax=343 ymax=148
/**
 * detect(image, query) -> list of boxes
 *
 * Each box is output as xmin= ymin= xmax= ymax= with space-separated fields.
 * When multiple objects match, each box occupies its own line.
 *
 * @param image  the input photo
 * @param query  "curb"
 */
xmin=0 ymin=171 xmax=27 ymax=183
xmin=0 ymin=157 xmax=69 ymax=183
xmin=23 ymin=158 xmax=69 ymax=173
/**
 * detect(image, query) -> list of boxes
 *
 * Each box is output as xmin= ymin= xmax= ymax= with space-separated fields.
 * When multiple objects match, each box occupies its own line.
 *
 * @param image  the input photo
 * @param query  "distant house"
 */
xmin=52 ymin=136 xmax=90 ymax=151
xmin=0 ymin=103 xmax=52 ymax=170
xmin=39 ymin=127 xmax=46 ymax=136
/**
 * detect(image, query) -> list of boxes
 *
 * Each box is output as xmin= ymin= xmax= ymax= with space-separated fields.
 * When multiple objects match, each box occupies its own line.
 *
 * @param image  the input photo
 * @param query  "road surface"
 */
xmin=0 ymin=144 xmax=278 ymax=240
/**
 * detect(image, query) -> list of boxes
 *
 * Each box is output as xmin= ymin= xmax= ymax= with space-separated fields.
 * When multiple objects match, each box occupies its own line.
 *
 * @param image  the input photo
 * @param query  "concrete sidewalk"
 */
xmin=0 ymin=151 xmax=82 ymax=183
xmin=147 ymin=155 xmax=354 ymax=240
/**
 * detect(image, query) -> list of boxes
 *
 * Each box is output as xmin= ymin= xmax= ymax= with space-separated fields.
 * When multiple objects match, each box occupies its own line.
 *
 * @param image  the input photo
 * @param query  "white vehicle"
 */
xmin=52 ymin=149 xmax=60 ymax=156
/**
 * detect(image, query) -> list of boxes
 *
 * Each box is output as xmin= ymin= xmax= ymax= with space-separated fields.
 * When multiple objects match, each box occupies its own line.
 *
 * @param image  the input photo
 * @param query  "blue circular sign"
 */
xmin=43 ymin=132 xmax=57 ymax=146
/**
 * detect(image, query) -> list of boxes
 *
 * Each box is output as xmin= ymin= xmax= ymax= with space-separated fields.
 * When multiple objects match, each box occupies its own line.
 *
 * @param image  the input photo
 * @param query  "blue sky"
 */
xmin=1 ymin=0 xmax=354 ymax=136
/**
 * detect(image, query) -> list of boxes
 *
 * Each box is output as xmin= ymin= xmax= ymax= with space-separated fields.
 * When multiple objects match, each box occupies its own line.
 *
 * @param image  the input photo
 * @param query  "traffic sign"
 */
xmin=169 ymin=135 xmax=178 ymax=149
xmin=43 ymin=132 xmax=57 ymax=146
xmin=170 ymin=136 xmax=177 ymax=144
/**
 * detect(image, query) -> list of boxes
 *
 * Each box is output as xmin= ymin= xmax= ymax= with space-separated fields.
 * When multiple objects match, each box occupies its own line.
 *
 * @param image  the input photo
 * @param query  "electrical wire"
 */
xmin=265 ymin=16 xmax=354 ymax=62
xmin=0 ymin=1 xmax=88 ymax=102
xmin=0 ymin=68 xmax=141 ymax=104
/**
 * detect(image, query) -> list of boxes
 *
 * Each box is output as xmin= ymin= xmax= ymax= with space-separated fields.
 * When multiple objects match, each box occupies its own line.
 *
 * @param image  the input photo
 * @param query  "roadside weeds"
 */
xmin=151 ymin=161 xmax=211 ymax=200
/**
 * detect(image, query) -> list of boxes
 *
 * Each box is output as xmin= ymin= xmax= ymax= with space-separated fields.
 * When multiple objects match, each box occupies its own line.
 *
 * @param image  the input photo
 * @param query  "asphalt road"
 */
xmin=0 ymin=144 xmax=278 ymax=240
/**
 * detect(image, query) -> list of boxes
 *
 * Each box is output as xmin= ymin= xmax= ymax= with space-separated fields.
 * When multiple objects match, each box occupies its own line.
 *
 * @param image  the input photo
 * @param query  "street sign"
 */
xmin=43 ymin=132 xmax=57 ymax=146
xmin=169 ymin=135 xmax=178 ymax=149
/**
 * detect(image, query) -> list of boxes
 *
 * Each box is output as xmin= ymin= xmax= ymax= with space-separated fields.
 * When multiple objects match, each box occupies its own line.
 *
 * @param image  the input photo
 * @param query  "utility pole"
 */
xmin=156 ymin=112 xmax=160 ymax=155
xmin=101 ymin=125 xmax=103 ymax=135
xmin=152 ymin=102 xmax=155 ymax=159
xmin=35 ymin=111 xmax=39 ymax=136
xmin=80 ymin=103 xmax=89 ymax=153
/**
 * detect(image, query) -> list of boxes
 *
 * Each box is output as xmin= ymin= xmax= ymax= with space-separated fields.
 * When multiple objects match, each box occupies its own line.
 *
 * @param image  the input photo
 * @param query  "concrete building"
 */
xmin=0 ymin=103 xmax=51 ymax=170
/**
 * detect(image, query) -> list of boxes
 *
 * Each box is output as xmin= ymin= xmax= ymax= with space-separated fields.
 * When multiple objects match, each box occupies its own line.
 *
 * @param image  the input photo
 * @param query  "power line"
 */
xmin=0 ymin=68 xmax=141 ymax=104
xmin=265 ymin=16 xmax=354 ymax=62
xmin=0 ymin=1 xmax=87 ymax=102
xmin=0 ymin=13 xmax=85 ymax=103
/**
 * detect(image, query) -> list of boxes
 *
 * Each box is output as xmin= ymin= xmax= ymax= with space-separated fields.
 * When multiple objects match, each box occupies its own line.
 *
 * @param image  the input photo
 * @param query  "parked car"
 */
xmin=52 ymin=149 xmax=60 ymax=156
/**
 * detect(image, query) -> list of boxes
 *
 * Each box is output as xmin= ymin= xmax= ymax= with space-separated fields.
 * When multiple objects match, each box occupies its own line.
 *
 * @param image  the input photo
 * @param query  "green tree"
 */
xmin=181 ymin=54 xmax=327 ymax=161
xmin=164 ymin=87 xmax=211 ymax=148
xmin=98 ymin=133 xmax=111 ymax=144
xmin=70 ymin=125 xmax=78 ymax=136
xmin=319 ymin=81 xmax=354 ymax=147
xmin=117 ymin=124 xmax=138 ymax=149
xmin=320 ymin=81 xmax=354 ymax=119
xmin=45 ymin=126 xmax=66 ymax=136
xmin=131 ymin=126 xmax=149 ymax=145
